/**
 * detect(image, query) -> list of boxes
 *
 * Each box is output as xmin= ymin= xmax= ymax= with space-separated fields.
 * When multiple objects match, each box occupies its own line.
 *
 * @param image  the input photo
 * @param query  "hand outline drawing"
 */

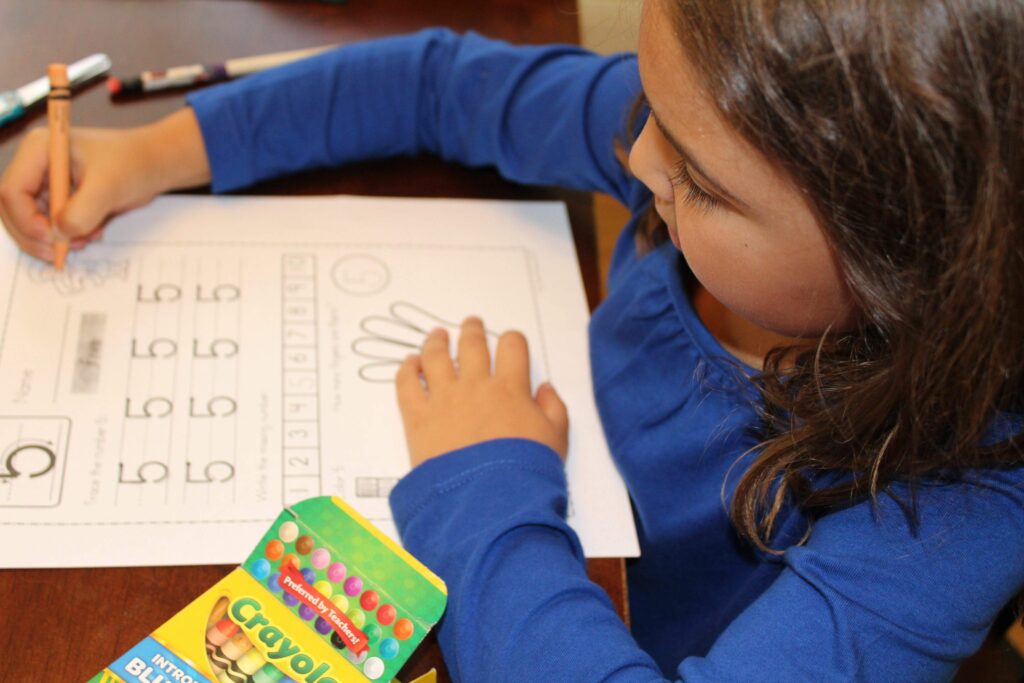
xmin=352 ymin=301 xmax=498 ymax=383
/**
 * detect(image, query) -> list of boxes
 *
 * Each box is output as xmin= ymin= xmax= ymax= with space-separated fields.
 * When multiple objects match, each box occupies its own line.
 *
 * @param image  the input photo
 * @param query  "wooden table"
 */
xmin=0 ymin=1 xmax=626 ymax=681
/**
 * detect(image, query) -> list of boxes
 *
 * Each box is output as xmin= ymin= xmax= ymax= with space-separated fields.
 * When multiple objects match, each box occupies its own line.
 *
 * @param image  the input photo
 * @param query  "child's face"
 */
xmin=629 ymin=0 xmax=856 ymax=339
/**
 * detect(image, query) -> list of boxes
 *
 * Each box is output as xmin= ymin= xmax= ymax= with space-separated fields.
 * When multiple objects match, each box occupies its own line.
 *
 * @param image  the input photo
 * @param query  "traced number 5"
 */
xmin=190 ymin=396 xmax=237 ymax=417
xmin=193 ymin=339 xmax=239 ymax=358
xmin=196 ymin=284 xmax=241 ymax=302
xmin=131 ymin=338 xmax=178 ymax=358
xmin=136 ymin=284 xmax=181 ymax=302
xmin=125 ymin=397 xmax=173 ymax=418
xmin=186 ymin=460 xmax=236 ymax=483
xmin=118 ymin=461 xmax=169 ymax=484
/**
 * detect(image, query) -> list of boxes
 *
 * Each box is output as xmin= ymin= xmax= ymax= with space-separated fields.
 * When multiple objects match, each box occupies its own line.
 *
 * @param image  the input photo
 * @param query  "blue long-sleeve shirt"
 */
xmin=187 ymin=29 xmax=1024 ymax=682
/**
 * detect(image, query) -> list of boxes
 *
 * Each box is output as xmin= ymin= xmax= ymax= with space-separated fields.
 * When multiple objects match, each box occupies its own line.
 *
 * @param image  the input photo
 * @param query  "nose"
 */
xmin=628 ymin=115 xmax=674 ymax=203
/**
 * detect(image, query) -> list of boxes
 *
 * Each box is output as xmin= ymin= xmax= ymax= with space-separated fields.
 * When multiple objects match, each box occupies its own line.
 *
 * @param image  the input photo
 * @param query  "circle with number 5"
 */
xmin=331 ymin=255 xmax=390 ymax=296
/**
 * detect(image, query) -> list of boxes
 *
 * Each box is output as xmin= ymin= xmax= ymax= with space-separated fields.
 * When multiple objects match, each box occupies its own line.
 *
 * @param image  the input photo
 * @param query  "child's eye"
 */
xmin=670 ymin=160 xmax=721 ymax=213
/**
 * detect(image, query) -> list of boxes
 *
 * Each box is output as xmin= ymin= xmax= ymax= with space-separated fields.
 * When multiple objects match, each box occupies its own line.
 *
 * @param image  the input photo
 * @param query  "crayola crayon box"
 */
xmin=89 ymin=496 xmax=447 ymax=683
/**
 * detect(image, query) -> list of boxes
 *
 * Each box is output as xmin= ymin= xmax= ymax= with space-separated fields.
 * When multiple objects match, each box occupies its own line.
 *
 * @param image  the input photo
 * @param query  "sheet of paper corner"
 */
xmin=0 ymin=195 xmax=639 ymax=568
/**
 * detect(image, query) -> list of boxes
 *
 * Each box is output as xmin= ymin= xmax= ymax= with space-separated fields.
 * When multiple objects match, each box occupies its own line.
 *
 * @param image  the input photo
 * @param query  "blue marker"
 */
xmin=0 ymin=53 xmax=111 ymax=127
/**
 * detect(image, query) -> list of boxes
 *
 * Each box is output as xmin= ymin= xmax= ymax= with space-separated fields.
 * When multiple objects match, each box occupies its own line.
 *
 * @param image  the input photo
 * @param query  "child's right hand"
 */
xmin=0 ymin=108 xmax=210 ymax=263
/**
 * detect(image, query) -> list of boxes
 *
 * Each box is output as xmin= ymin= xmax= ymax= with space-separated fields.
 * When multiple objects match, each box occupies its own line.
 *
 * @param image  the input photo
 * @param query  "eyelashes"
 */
xmin=637 ymin=94 xmax=724 ymax=214
xmin=670 ymin=160 xmax=721 ymax=213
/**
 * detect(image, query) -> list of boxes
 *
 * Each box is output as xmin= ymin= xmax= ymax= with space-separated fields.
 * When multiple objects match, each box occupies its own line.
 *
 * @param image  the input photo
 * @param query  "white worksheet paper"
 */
xmin=0 ymin=195 xmax=639 ymax=567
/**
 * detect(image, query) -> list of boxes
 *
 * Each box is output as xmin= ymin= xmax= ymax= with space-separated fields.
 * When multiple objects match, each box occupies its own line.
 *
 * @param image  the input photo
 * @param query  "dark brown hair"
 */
xmin=643 ymin=0 xmax=1024 ymax=551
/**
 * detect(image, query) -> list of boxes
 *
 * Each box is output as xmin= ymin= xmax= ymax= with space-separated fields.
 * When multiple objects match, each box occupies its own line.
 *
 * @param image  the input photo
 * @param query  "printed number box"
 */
xmin=90 ymin=496 xmax=447 ymax=683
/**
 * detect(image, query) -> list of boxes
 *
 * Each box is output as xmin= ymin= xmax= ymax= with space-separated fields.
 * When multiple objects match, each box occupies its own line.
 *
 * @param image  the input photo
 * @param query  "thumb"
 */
xmin=57 ymin=179 xmax=113 ymax=239
xmin=536 ymin=382 xmax=569 ymax=453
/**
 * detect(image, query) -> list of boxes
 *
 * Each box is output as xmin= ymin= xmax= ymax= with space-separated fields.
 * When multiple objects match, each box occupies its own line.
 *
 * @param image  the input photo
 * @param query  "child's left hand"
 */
xmin=395 ymin=317 xmax=569 ymax=467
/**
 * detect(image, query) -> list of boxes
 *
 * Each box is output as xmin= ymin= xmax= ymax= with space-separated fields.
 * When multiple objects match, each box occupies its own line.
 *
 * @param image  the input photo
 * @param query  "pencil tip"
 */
xmin=106 ymin=76 xmax=122 ymax=95
xmin=54 ymin=242 xmax=68 ymax=271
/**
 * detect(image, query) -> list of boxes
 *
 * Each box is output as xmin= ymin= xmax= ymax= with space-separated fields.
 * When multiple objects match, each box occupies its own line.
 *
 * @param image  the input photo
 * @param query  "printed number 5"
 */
xmin=0 ymin=444 xmax=56 ymax=480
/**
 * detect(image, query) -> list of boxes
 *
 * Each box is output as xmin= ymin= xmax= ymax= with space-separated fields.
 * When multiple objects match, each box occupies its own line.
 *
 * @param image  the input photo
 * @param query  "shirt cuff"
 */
xmin=185 ymin=94 xmax=255 ymax=193
xmin=389 ymin=438 xmax=568 ymax=546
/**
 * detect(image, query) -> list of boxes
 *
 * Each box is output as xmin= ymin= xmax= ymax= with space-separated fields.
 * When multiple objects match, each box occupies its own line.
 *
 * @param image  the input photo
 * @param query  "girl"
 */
xmin=2 ymin=1 xmax=1022 ymax=680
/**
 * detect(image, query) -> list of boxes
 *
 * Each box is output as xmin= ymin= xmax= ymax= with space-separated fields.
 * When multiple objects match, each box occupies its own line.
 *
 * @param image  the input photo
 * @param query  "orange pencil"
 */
xmin=47 ymin=63 xmax=71 ymax=271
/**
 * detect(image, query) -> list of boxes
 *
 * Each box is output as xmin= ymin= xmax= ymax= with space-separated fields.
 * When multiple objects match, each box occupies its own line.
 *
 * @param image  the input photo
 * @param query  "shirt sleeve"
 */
xmin=679 ymin=475 xmax=1024 ymax=682
xmin=185 ymin=28 xmax=643 ymax=205
xmin=391 ymin=440 xmax=1024 ymax=682
xmin=390 ymin=438 xmax=669 ymax=682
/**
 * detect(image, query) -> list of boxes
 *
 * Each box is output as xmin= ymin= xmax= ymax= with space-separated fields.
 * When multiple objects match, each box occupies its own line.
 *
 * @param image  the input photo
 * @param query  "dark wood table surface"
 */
xmin=0 ymin=1 xmax=626 ymax=681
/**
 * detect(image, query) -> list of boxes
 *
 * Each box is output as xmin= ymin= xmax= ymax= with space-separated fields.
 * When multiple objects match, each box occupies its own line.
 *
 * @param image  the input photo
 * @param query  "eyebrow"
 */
xmin=650 ymin=109 xmax=749 ymax=211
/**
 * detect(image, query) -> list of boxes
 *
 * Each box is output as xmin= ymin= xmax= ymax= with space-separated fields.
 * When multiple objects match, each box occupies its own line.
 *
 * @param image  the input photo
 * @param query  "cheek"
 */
xmin=675 ymin=213 xmax=854 ymax=337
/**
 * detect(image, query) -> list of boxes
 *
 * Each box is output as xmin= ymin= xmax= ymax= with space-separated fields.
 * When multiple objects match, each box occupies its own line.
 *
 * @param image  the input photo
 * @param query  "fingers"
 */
xmin=536 ymin=382 xmax=569 ymax=432
xmin=495 ymin=330 xmax=531 ymax=393
xmin=456 ymin=316 xmax=490 ymax=378
xmin=417 ymin=320 xmax=532 ymax=394
xmin=420 ymin=327 xmax=456 ymax=386
xmin=0 ymin=128 xmax=53 ymax=252
xmin=395 ymin=354 xmax=427 ymax=413
xmin=71 ymin=228 xmax=104 ymax=251
xmin=0 ymin=201 xmax=53 ymax=262
xmin=58 ymin=177 xmax=113 ymax=239
xmin=536 ymin=381 xmax=569 ymax=459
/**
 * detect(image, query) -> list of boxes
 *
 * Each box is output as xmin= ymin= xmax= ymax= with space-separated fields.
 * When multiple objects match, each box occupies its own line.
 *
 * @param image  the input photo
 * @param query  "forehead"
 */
xmin=637 ymin=1 xmax=731 ymax=150
xmin=634 ymin=0 xmax=749 ymax=185
xmin=637 ymin=0 xmax=814 ymax=221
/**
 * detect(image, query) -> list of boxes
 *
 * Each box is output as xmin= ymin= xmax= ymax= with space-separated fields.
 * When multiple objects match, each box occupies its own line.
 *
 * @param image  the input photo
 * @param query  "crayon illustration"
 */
xmin=206 ymin=616 xmax=240 ymax=658
xmin=208 ymin=597 xmax=230 ymax=626
xmin=222 ymin=647 xmax=266 ymax=682
xmin=208 ymin=631 xmax=254 ymax=675
xmin=245 ymin=662 xmax=288 ymax=683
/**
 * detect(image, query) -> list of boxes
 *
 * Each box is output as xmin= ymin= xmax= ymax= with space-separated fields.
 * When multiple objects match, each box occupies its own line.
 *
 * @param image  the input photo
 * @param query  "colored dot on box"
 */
xmin=283 ymin=593 xmax=300 ymax=607
xmin=346 ymin=607 xmax=366 ymax=629
xmin=393 ymin=618 xmax=413 ymax=641
xmin=278 ymin=521 xmax=299 ymax=543
xmin=265 ymin=539 xmax=284 ymax=560
xmin=379 ymin=637 xmax=399 ymax=660
xmin=327 ymin=562 xmax=346 ymax=582
xmin=298 ymin=605 xmax=317 ymax=621
xmin=363 ymin=657 xmax=385 ymax=680
xmin=267 ymin=573 xmax=282 ymax=593
xmin=310 ymin=548 xmax=330 ymax=569
xmin=296 ymin=535 xmax=314 ymax=555
xmin=251 ymin=559 xmax=271 ymax=580
xmin=359 ymin=590 xmax=379 ymax=611
xmin=313 ymin=580 xmax=333 ymax=598
xmin=376 ymin=604 xmax=396 ymax=626
xmin=344 ymin=576 xmax=363 ymax=596
xmin=280 ymin=553 xmax=300 ymax=571
xmin=301 ymin=568 xmax=317 ymax=583
xmin=331 ymin=594 xmax=349 ymax=611
xmin=363 ymin=624 xmax=382 ymax=644
xmin=314 ymin=617 xmax=332 ymax=635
